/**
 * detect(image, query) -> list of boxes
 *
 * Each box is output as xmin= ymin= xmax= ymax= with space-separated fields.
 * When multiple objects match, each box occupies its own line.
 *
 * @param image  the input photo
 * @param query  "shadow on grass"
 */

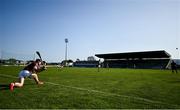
xmin=0 ymin=84 xmax=9 ymax=90
xmin=168 ymin=80 xmax=180 ymax=83
xmin=0 ymin=83 xmax=36 ymax=91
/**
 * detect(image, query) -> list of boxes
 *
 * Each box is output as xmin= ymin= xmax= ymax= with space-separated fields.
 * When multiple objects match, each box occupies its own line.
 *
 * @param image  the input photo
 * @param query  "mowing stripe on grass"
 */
xmin=45 ymin=82 xmax=179 ymax=108
xmin=0 ymin=73 xmax=179 ymax=108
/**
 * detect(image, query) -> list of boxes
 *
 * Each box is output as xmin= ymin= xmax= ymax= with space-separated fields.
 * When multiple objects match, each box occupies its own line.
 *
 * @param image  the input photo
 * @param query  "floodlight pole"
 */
xmin=65 ymin=38 xmax=68 ymax=66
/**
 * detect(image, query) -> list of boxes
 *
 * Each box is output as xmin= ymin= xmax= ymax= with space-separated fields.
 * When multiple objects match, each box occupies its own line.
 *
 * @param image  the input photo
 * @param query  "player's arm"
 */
xmin=42 ymin=61 xmax=47 ymax=70
xmin=33 ymin=64 xmax=46 ymax=74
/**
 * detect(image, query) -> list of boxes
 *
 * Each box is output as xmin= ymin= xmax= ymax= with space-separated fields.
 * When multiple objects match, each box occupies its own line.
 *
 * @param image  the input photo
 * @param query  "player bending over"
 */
xmin=9 ymin=59 xmax=46 ymax=91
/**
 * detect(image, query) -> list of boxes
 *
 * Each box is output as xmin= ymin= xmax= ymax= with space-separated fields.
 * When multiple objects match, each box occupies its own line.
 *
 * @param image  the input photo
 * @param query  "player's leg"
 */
xmin=175 ymin=68 xmax=178 ymax=73
xmin=10 ymin=77 xmax=24 ymax=91
xmin=9 ymin=70 xmax=27 ymax=91
xmin=31 ymin=73 xmax=43 ymax=84
xmin=14 ymin=77 xmax=25 ymax=87
xmin=172 ymin=67 xmax=174 ymax=73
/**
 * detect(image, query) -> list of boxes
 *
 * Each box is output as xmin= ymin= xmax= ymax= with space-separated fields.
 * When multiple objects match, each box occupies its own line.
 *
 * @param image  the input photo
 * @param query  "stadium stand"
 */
xmin=95 ymin=50 xmax=171 ymax=69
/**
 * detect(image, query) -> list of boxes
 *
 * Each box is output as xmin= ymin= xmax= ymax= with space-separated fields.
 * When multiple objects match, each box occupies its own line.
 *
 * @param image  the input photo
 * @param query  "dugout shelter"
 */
xmin=95 ymin=50 xmax=171 ymax=69
xmin=73 ymin=61 xmax=99 ymax=67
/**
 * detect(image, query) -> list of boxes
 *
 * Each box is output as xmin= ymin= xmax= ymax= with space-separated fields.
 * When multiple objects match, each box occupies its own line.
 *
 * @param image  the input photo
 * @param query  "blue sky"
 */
xmin=0 ymin=0 xmax=180 ymax=62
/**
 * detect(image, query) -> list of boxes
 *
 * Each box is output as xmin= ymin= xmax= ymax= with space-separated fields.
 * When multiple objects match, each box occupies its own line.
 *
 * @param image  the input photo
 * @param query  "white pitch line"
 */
xmin=0 ymin=73 xmax=179 ymax=108
xmin=45 ymin=81 xmax=179 ymax=108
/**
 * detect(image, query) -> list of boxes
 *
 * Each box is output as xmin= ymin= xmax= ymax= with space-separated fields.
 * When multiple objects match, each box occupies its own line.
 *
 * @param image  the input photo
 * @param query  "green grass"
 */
xmin=0 ymin=66 xmax=180 ymax=109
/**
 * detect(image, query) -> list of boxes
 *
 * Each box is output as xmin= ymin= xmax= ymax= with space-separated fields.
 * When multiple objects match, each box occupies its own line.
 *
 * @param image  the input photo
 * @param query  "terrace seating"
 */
xmin=96 ymin=50 xmax=171 ymax=69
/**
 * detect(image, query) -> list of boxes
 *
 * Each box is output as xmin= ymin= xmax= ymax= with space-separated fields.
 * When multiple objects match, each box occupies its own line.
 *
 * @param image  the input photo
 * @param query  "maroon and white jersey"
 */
xmin=23 ymin=62 xmax=41 ymax=73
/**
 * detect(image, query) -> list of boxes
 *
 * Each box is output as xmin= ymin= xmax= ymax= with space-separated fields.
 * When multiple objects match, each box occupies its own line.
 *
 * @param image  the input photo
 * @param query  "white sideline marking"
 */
xmin=0 ymin=73 xmax=179 ymax=108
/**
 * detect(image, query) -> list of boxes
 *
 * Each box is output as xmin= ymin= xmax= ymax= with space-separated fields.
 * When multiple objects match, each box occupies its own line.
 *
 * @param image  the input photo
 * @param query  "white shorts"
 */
xmin=18 ymin=70 xmax=32 ymax=78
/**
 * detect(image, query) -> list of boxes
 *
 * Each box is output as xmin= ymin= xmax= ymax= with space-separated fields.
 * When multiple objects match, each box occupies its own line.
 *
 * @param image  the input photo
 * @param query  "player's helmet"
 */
xmin=35 ymin=59 xmax=41 ymax=62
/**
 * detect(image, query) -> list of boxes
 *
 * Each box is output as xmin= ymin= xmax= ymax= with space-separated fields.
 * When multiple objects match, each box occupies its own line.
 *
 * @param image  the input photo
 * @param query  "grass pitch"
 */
xmin=0 ymin=66 xmax=180 ymax=109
